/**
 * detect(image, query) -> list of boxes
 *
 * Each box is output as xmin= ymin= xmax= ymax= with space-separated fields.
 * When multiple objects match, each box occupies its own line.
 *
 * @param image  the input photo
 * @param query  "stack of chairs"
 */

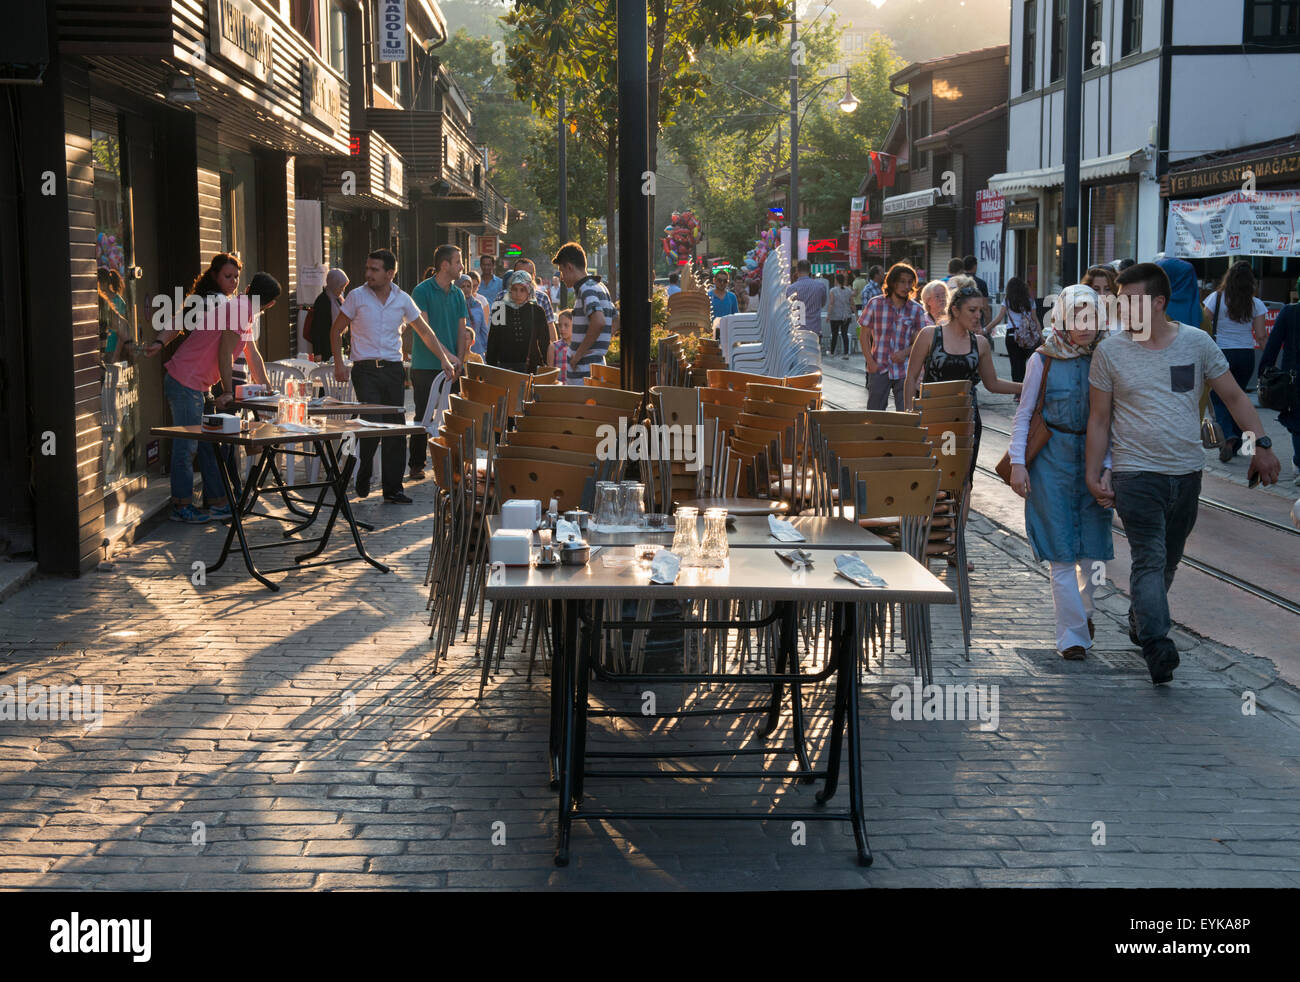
xmin=914 ymin=379 xmax=978 ymax=659
xmin=666 ymin=288 xmax=713 ymax=336
xmin=728 ymin=246 xmax=822 ymax=378
xmin=692 ymin=337 xmax=726 ymax=384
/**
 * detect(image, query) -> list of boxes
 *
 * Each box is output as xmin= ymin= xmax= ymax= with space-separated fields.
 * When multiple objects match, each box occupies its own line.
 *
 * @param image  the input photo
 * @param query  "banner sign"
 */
xmin=1166 ymin=189 xmax=1300 ymax=259
xmin=976 ymin=189 xmax=1005 ymax=225
xmin=861 ymin=223 xmax=882 ymax=253
xmin=975 ymin=189 xmax=1006 ymax=296
xmin=848 ymin=196 xmax=866 ymax=269
xmin=377 ymin=1 xmax=407 ymax=63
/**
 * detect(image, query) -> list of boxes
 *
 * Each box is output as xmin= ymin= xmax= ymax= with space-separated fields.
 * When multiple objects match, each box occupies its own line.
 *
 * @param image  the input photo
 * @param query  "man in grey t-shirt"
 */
xmin=1086 ymin=263 xmax=1280 ymax=685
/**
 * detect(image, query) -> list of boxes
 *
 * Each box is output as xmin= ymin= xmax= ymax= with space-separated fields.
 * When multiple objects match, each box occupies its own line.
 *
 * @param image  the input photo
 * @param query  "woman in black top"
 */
xmin=903 ymin=277 xmax=1022 ymax=471
xmin=487 ymin=270 xmax=549 ymax=374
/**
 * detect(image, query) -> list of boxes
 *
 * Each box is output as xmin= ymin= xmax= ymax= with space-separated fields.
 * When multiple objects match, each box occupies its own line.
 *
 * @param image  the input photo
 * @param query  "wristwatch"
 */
xmin=1254 ymin=436 xmax=1273 ymax=450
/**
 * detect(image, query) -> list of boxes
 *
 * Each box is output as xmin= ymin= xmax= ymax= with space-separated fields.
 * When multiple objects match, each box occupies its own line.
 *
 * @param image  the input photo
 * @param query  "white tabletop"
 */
xmin=483 ymin=548 xmax=953 ymax=604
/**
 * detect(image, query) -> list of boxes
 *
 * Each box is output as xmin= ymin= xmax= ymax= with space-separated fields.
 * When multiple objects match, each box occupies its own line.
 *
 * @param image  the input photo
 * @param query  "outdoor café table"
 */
xmin=150 ymin=419 xmax=424 ymax=591
xmin=230 ymin=398 xmax=404 ymax=523
xmin=483 ymin=546 xmax=953 ymax=866
xmin=488 ymin=515 xmax=891 ymax=551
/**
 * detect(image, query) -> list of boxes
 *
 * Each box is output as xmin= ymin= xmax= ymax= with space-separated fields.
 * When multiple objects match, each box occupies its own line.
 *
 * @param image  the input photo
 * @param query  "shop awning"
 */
xmin=989 ymin=147 xmax=1152 ymax=194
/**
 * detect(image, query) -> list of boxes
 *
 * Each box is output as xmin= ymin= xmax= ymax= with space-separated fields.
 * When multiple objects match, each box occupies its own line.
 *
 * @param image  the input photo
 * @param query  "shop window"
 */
xmin=218 ymin=147 xmax=258 ymax=287
xmin=1245 ymin=1 xmax=1300 ymax=43
xmin=321 ymin=0 xmax=349 ymax=79
xmin=1121 ymin=0 xmax=1143 ymax=55
xmin=1085 ymin=0 xmax=1102 ymax=65
xmin=1087 ymin=181 xmax=1138 ymax=269
xmin=92 ymin=113 xmax=144 ymax=489
xmin=909 ymin=100 xmax=929 ymax=172
xmin=1021 ymin=0 xmax=1037 ymax=92
xmin=1049 ymin=0 xmax=1066 ymax=82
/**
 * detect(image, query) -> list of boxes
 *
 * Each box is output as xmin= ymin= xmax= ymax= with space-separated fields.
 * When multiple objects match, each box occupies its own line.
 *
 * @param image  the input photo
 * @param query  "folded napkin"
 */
xmin=768 ymin=514 xmax=806 ymax=542
xmin=649 ymin=549 xmax=680 ymax=584
xmin=834 ymin=553 xmax=886 ymax=588
xmin=276 ymin=422 xmax=322 ymax=434
xmin=555 ymin=519 xmax=582 ymax=543
xmin=357 ymin=420 xmax=409 ymax=429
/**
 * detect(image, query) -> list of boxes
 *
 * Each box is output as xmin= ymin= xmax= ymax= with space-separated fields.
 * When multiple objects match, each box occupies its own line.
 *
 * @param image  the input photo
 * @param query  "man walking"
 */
xmin=859 ymin=264 xmax=884 ymax=312
xmin=553 ymin=241 xmax=615 ymax=382
xmin=858 ymin=262 xmax=925 ymax=410
xmin=786 ymin=259 xmax=829 ymax=341
xmin=330 ymin=248 xmax=459 ymax=503
xmin=709 ymin=270 xmax=738 ymax=320
xmin=963 ymin=254 xmax=992 ymax=332
xmin=478 ymin=254 xmax=504 ymax=304
xmin=408 ymin=244 xmax=470 ymax=482
xmin=1086 ymin=262 xmax=1280 ymax=685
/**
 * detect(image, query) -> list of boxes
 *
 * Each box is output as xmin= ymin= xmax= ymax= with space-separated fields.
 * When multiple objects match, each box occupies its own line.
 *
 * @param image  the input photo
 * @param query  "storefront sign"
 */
xmin=860 ymin=223 xmax=882 ymax=253
xmin=300 ymin=59 xmax=343 ymax=132
xmin=882 ymin=188 xmax=938 ymax=216
xmin=478 ymin=235 xmax=498 ymax=257
xmin=1165 ymin=190 xmax=1300 ymax=259
xmin=976 ymin=189 xmax=1005 ymax=225
xmin=1006 ymin=202 xmax=1038 ymax=229
xmin=383 ymin=153 xmax=402 ymax=196
xmin=1168 ymin=149 xmax=1300 ymax=197
xmin=208 ymin=0 xmax=273 ymax=83
xmin=378 ymin=1 xmax=408 ymax=63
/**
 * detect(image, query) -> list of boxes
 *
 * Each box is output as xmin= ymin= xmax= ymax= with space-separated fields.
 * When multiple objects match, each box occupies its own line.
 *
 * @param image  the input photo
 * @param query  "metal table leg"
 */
xmin=841 ymin=603 xmax=872 ymax=866
xmin=815 ymin=603 xmax=851 ymax=806
xmin=554 ymin=599 xmax=580 ymax=868
xmin=207 ymin=445 xmax=280 ymax=592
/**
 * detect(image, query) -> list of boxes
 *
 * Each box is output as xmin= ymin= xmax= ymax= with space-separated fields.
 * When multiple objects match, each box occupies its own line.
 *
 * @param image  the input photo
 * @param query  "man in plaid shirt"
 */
xmin=858 ymin=262 xmax=925 ymax=410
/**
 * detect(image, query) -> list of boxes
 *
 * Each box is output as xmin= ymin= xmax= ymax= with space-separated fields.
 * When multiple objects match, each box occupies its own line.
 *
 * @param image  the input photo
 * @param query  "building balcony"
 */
xmin=366 ymin=107 xmax=477 ymax=196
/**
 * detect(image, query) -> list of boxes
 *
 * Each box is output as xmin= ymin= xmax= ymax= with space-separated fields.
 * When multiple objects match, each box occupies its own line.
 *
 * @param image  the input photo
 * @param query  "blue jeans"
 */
xmin=1112 ymin=471 xmax=1201 ymax=661
xmin=1210 ymin=347 xmax=1255 ymax=444
xmin=164 ymin=373 xmax=226 ymax=504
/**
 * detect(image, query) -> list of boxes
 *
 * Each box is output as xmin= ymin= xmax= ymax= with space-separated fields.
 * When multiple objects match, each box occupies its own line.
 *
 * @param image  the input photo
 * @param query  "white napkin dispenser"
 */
xmin=500 ymin=499 xmax=543 ymax=530
xmin=236 ymin=383 xmax=268 ymax=399
xmin=201 ymin=413 xmax=241 ymax=434
xmin=489 ymin=528 xmax=533 ymax=566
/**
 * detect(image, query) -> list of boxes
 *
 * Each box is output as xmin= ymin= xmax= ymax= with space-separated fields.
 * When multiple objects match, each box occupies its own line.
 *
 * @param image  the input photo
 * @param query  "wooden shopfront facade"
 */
xmin=5 ymin=0 xmax=352 ymax=575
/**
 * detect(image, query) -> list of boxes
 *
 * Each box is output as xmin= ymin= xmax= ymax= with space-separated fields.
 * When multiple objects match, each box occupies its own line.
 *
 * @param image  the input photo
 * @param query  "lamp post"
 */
xmin=616 ymin=0 xmax=650 ymax=396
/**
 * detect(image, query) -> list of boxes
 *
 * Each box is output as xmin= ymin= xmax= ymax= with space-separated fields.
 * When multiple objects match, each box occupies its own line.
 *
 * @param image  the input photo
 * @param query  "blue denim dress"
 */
xmin=1025 ymin=354 xmax=1115 ymax=563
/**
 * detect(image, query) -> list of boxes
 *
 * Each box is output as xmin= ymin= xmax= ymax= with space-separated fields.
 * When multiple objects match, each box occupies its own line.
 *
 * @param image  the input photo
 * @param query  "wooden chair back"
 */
xmin=493 ymin=458 xmax=594 ymax=513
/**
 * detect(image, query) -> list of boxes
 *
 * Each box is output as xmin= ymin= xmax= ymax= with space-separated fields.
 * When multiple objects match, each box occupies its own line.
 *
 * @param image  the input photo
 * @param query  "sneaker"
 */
xmin=384 ymin=492 xmax=413 ymax=504
xmin=1060 ymin=646 xmax=1087 ymax=660
xmin=170 ymin=504 xmax=210 ymax=524
xmin=208 ymin=504 xmax=233 ymax=521
xmin=355 ymin=476 xmax=372 ymax=498
xmin=409 ymin=469 xmax=426 ymax=481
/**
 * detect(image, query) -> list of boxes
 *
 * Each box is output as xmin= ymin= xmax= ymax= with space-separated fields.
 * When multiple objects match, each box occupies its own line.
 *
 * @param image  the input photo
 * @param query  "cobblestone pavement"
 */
xmin=2 ymin=441 xmax=1299 ymax=890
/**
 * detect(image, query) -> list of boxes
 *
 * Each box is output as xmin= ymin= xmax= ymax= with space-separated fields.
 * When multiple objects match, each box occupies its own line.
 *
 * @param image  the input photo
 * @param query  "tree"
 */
xmin=503 ymin=0 xmax=786 ymax=292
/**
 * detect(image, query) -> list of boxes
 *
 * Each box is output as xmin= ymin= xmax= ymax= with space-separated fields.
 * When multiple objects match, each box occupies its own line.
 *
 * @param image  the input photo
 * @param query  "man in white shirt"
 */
xmin=330 ymin=248 xmax=459 ymax=503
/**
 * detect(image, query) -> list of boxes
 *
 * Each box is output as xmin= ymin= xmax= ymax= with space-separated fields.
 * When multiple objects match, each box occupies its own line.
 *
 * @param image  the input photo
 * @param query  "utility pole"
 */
xmin=557 ymin=91 xmax=569 ymax=310
xmin=788 ymin=10 xmax=799 ymax=263
xmin=616 ymin=0 xmax=650 ymax=396
xmin=1062 ymin=0 xmax=1084 ymax=286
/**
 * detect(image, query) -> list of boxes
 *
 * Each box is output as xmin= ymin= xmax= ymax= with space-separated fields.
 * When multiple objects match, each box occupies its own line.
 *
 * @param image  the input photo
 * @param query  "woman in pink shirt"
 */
xmin=145 ymin=254 xmax=266 ymax=523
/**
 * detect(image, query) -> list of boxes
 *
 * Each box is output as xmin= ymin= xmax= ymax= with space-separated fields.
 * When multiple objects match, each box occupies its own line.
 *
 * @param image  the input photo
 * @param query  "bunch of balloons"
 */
xmin=741 ymin=226 xmax=780 ymax=289
xmin=97 ymin=231 xmax=125 ymax=273
xmin=661 ymin=210 xmax=700 ymax=264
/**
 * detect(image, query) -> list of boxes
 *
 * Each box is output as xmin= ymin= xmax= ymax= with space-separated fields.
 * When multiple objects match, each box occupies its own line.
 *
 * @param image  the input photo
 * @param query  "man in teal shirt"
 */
xmin=408 ymin=244 xmax=469 ymax=479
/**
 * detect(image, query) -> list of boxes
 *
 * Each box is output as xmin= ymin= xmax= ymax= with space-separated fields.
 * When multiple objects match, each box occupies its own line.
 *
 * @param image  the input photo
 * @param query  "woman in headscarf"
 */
xmin=486 ymin=270 xmax=549 ymax=374
xmin=1008 ymin=284 xmax=1114 ymax=660
xmin=310 ymin=268 xmax=348 ymax=360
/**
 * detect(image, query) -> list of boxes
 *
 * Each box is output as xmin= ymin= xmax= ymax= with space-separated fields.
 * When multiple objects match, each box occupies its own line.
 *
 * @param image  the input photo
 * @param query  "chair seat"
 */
xmin=677 ymin=496 xmax=790 ymax=516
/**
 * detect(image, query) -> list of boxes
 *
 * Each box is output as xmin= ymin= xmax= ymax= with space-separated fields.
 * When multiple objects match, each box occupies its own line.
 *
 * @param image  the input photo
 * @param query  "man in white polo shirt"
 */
xmin=330 ymin=248 xmax=459 ymax=503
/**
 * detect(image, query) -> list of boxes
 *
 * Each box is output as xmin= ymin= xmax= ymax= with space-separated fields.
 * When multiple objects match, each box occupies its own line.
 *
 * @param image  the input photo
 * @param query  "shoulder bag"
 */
xmin=995 ymin=356 xmax=1052 ymax=485
xmin=1200 ymin=296 xmax=1226 ymax=447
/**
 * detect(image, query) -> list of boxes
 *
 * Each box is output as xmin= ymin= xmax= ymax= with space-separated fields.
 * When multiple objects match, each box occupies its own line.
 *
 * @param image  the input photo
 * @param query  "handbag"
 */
xmin=1199 ymin=295 xmax=1227 ymax=448
xmin=996 ymin=357 xmax=1052 ymax=485
xmin=1258 ymin=366 xmax=1298 ymax=412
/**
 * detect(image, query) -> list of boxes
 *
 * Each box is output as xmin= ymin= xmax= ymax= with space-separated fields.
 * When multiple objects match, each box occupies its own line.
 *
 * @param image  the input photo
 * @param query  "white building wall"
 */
xmin=1137 ymin=172 xmax=1163 ymax=259
xmin=1169 ymin=54 xmax=1300 ymax=164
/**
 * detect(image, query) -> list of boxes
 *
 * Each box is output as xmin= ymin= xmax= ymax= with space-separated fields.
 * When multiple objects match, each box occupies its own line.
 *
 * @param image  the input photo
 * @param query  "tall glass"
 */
xmin=671 ymin=506 xmax=700 ymax=566
xmin=619 ymin=481 xmax=646 ymax=528
xmin=594 ymin=481 xmax=620 ymax=527
xmin=698 ymin=508 xmax=729 ymax=567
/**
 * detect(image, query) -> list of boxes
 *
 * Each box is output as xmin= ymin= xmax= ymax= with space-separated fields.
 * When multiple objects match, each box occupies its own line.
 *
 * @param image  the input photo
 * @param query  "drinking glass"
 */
xmin=671 ymin=506 xmax=699 ymax=565
xmin=698 ymin=508 xmax=729 ymax=567
xmin=594 ymin=482 xmax=620 ymax=527
xmin=619 ymin=481 xmax=646 ymax=528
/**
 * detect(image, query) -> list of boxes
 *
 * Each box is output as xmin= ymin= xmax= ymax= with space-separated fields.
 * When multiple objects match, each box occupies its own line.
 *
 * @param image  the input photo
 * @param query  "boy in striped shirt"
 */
xmin=552 ymin=241 xmax=615 ymax=381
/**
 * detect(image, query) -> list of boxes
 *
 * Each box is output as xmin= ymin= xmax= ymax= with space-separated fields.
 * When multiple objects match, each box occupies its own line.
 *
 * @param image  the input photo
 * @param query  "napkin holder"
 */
xmin=488 ymin=528 xmax=533 ymax=566
xmin=501 ymin=498 xmax=543 ymax=530
xmin=201 ymin=413 xmax=241 ymax=434
xmin=236 ymin=383 xmax=267 ymax=400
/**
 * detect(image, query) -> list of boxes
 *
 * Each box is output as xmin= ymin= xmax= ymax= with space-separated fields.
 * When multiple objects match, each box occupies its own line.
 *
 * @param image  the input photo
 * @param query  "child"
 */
xmin=551 ymin=308 xmax=573 ymax=383
xmin=463 ymin=323 xmax=483 ymax=365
